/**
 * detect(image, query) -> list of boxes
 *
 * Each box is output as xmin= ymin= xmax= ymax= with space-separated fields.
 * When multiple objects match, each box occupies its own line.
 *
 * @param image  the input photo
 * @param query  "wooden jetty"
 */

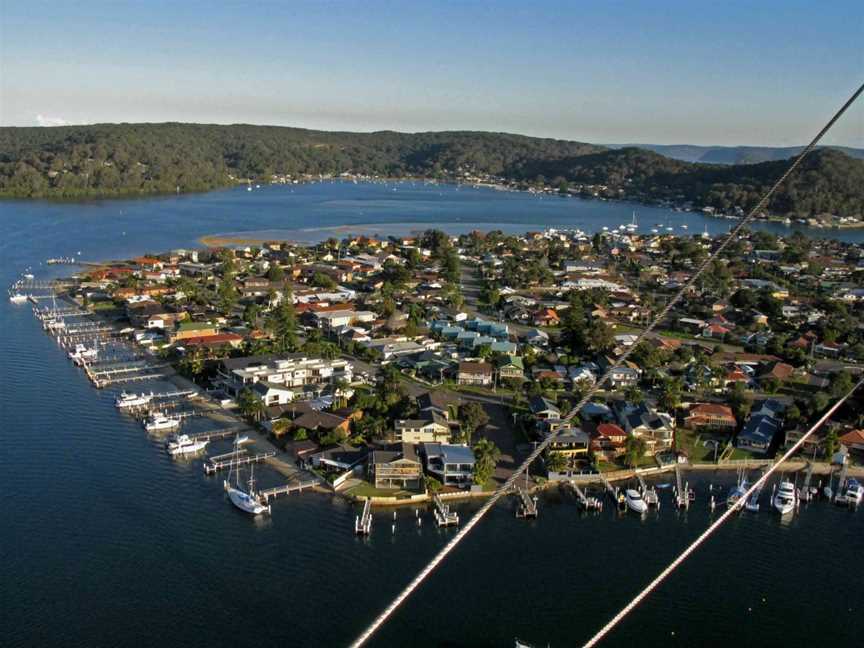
xmin=432 ymin=494 xmax=459 ymax=527
xmin=674 ymin=466 xmax=693 ymax=510
xmin=187 ymin=427 xmax=247 ymax=443
xmin=637 ymin=473 xmax=660 ymax=508
xmin=260 ymin=480 xmax=317 ymax=502
xmin=204 ymin=451 xmax=276 ymax=475
xmin=355 ymin=499 xmax=373 ymax=535
xmin=833 ymin=463 xmax=850 ymax=504
xmin=799 ymin=462 xmax=816 ymax=502
xmin=568 ymin=481 xmax=603 ymax=511
xmin=515 ymin=487 xmax=538 ymax=519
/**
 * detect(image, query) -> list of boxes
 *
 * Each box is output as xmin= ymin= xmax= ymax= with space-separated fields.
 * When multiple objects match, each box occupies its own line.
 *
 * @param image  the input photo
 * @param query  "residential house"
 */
xmin=590 ymin=422 xmax=627 ymax=460
xmin=423 ymin=443 xmax=476 ymax=486
xmin=370 ymin=444 xmax=424 ymax=489
xmin=394 ymin=413 xmax=451 ymax=443
xmin=528 ymin=396 xmax=560 ymax=420
xmin=545 ymin=426 xmax=590 ymax=460
xmin=684 ymin=403 xmax=737 ymax=431
xmin=457 ymin=361 xmax=494 ymax=386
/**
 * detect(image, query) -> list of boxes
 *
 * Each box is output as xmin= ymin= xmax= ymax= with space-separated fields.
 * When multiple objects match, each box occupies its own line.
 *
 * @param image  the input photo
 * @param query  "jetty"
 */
xmin=568 ymin=481 xmax=603 ymax=511
xmin=833 ymin=463 xmax=850 ymax=504
xmin=260 ymin=480 xmax=317 ymax=502
xmin=638 ymin=473 xmax=660 ymax=508
xmin=674 ymin=466 xmax=692 ymax=510
xmin=185 ymin=427 xmax=245 ymax=443
xmin=355 ymin=499 xmax=373 ymax=535
xmin=432 ymin=495 xmax=459 ymax=527
xmin=515 ymin=487 xmax=538 ymax=519
xmin=799 ymin=462 xmax=816 ymax=502
xmin=204 ymin=450 xmax=276 ymax=475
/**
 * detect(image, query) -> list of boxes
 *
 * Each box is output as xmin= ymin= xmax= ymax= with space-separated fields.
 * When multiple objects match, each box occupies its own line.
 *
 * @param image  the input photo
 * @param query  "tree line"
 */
xmin=1 ymin=123 xmax=862 ymax=217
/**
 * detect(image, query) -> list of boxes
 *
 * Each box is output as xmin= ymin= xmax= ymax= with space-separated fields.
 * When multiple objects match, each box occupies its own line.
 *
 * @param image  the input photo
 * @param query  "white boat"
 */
xmin=224 ymin=439 xmax=270 ymax=516
xmin=839 ymin=478 xmax=863 ymax=507
xmin=144 ymin=412 xmax=181 ymax=432
xmin=166 ymin=434 xmax=207 ymax=457
xmin=643 ymin=487 xmax=659 ymax=507
xmin=9 ymin=293 xmax=27 ymax=303
xmin=772 ymin=480 xmax=797 ymax=515
xmin=624 ymin=489 xmax=648 ymax=514
xmin=68 ymin=343 xmax=98 ymax=365
xmin=23 ymin=273 xmax=34 ymax=280
xmin=115 ymin=391 xmax=153 ymax=409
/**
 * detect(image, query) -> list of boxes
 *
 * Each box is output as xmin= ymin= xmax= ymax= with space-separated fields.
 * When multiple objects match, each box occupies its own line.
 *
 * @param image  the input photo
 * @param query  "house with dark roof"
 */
xmin=529 ymin=396 xmax=560 ymax=420
xmin=370 ymin=443 xmax=423 ymax=489
xmin=736 ymin=414 xmax=781 ymax=453
xmin=456 ymin=361 xmax=493 ymax=386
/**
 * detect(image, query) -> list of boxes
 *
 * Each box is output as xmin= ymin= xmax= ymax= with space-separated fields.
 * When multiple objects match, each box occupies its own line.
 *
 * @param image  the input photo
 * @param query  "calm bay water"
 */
xmin=2 ymin=182 xmax=862 ymax=647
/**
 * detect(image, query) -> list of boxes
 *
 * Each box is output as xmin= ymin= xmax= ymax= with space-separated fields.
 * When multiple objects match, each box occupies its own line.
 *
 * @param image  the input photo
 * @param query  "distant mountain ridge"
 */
xmin=608 ymin=143 xmax=864 ymax=165
xmin=1 ymin=123 xmax=862 ymax=218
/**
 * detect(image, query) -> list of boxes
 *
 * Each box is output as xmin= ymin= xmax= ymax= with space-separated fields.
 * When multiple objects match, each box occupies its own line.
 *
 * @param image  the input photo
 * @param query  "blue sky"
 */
xmin=1 ymin=0 xmax=862 ymax=146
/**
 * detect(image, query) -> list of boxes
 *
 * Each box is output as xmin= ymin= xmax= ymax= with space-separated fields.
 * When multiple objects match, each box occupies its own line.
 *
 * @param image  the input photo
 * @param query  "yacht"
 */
xmin=838 ymin=478 xmax=863 ymax=507
xmin=68 ymin=343 xmax=98 ymax=365
xmin=9 ymin=292 xmax=27 ymax=303
xmin=144 ymin=412 xmax=181 ymax=432
xmin=23 ymin=272 xmax=34 ymax=280
xmin=115 ymin=391 xmax=153 ymax=409
xmin=772 ymin=480 xmax=797 ymax=515
xmin=224 ymin=443 xmax=270 ymax=516
xmin=624 ymin=489 xmax=648 ymax=514
xmin=166 ymin=434 xmax=208 ymax=457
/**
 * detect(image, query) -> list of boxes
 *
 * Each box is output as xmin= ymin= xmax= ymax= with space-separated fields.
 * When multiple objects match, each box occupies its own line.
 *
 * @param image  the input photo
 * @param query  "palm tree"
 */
xmin=624 ymin=435 xmax=647 ymax=468
xmin=472 ymin=438 xmax=501 ymax=486
xmin=546 ymin=451 xmax=569 ymax=474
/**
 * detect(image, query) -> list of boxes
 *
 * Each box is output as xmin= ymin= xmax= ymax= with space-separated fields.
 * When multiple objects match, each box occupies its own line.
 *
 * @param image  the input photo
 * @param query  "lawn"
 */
xmin=345 ymin=480 xmax=419 ymax=499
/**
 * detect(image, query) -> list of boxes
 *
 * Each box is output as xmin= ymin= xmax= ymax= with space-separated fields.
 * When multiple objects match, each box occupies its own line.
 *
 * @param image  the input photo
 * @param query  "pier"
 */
xmin=674 ymin=466 xmax=693 ymax=510
xmin=515 ymin=487 xmax=538 ymax=519
xmin=638 ymin=473 xmax=659 ymax=508
xmin=356 ymin=499 xmax=373 ymax=535
xmin=186 ymin=427 xmax=246 ymax=443
xmin=834 ymin=463 xmax=849 ymax=504
xmin=568 ymin=481 xmax=603 ymax=511
xmin=260 ymin=480 xmax=317 ymax=502
xmin=204 ymin=451 xmax=276 ymax=475
xmin=432 ymin=495 xmax=459 ymax=527
xmin=799 ymin=462 xmax=816 ymax=502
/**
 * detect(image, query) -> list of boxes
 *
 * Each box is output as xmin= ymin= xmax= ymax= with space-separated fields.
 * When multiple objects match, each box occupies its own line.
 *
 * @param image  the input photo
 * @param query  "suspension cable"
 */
xmin=350 ymin=81 xmax=864 ymax=648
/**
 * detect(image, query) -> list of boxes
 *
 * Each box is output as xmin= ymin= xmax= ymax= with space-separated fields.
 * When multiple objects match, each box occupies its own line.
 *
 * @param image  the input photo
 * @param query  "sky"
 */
xmin=1 ymin=0 xmax=862 ymax=147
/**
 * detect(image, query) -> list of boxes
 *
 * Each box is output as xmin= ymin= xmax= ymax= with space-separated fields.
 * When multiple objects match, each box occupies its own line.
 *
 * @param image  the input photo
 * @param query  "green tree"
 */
xmin=472 ymin=438 xmax=501 ymax=486
xmin=823 ymin=429 xmax=839 ymax=461
xmin=546 ymin=451 xmax=569 ymax=473
xmin=624 ymin=435 xmax=648 ymax=468
xmin=266 ymin=265 xmax=284 ymax=282
xmin=237 ymin=388 xmax=265 ymax=422
xmin=265 ymin=301 xmax=298 ymax=352
xmin=458 ymin=401 xmax=490 ymax=444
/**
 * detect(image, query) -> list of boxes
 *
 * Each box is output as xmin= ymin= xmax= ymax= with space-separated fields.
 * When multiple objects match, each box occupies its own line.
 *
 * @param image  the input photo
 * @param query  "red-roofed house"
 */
xmin=533 ymin=308 xmax=560 ymax=327
xmin=684 ymin=403 xmax=737 ymax=431
xmin=590 ymin=423 xmax=627 ymax=460
xmin=839 ymin=429 xmax=864 ymax=454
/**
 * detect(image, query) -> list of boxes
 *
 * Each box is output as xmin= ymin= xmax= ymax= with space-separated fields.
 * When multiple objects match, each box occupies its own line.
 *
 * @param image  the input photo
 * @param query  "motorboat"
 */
xmin=144 ymin=412 xmax=181 ymax=432
xmin=643 ymin=487 xmax=659 ymax=507
xmin=115 ymin=391 xmax=153 ymax=409
xmin=8 ymin=292 xmax=27 ymax=303
xmin=772 ymin=480 xmax=797 ymax=515
xmin=624 ymin=489 xmax=648 ymax=514
xmin=166 ymin=434 xmax=207 ymax=457
xmin=68 ymin=343 xmax=98 ymax=365
xmin=838 ymin=478 xmax=863 ymax=507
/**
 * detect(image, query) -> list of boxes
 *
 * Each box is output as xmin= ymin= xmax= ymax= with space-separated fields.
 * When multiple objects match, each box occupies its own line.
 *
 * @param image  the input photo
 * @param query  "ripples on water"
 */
xmin=2 ymin=184 xmax=863 ymax=647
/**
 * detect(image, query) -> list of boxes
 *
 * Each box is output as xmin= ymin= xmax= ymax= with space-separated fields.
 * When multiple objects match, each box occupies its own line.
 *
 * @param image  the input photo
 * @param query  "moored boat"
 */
xmin=624 ymin=489 xmax=648 ymax=514
xmin=68 ymin=343 xmax=98 ymax=365
xmin=838 ymin=478 xmax=863 ymax=507
xmin=166 ymin=434 xmax=208 ymax=457
xmin=144 ymin=412 xmax=181 ymax=432
xmin=115 ymin=391 xmax=154 ymax=409
xmin=772 ymin=480 xmax=797 ymax=515
xmin=9 ymin=292 xmax=27 ymax=303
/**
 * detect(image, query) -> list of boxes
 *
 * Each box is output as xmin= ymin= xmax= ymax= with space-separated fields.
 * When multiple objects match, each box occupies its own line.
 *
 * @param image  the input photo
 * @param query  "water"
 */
xmin=2 ymin=182 xmax=863 ymax=647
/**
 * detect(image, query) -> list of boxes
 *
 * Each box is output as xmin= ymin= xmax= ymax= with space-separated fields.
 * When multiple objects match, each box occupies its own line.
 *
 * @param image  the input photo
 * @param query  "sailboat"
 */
xmin=224 ymin=437 xmax=271 ymax=516
xmin=626 ymin=211 xmax=638 ymax=231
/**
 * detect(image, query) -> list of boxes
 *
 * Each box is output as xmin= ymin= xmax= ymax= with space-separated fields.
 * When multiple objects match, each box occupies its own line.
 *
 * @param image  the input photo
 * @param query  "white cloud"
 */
xmin=35 ymin=114 xmax=70 ymax=127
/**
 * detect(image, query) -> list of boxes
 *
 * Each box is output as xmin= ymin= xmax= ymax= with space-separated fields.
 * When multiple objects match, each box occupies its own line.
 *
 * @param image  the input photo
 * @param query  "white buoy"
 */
xmin=391 ymin=524 xmax=396 ymax=535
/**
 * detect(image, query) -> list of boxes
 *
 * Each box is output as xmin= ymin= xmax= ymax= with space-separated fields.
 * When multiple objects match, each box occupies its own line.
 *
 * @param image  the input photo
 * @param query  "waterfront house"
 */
xmin=370 ymin=443 xmax=423 ymax=490
xmin=218 ymin=353 xmax=353 ymax=398
xmin=839 ymin=429 xmax=864 ymax=455
xmin=422 ymin=443 xmax=476 ymax=486
xmin=736 ymin=414 xmax=781 ymax=453
xmin=590 ymin=422 xmax=627 ymax=460
xmin=171 ymin=321 xmax=219 ymax=343
xmin=292 ymin=410 xmax=351 ymax=441
xmin=544 ymin=426 xmax=590 ymax=459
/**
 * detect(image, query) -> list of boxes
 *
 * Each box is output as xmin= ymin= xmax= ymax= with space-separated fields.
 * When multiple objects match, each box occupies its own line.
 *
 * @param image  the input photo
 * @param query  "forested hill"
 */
xmin=1 ymin=123 xmax=862 ymax=218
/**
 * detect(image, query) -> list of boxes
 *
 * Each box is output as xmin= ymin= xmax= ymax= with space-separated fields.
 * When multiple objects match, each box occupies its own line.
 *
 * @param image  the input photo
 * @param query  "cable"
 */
xmin=349 ymin=81 xmax=864 ymax=648
xmin=582 ymin=376 xmax=863 ymax=647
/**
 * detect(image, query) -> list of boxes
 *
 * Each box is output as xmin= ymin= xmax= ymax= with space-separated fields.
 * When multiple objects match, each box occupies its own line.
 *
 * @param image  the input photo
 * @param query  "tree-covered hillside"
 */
xmin=0 ymin=123 xmax=861 ymax=218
